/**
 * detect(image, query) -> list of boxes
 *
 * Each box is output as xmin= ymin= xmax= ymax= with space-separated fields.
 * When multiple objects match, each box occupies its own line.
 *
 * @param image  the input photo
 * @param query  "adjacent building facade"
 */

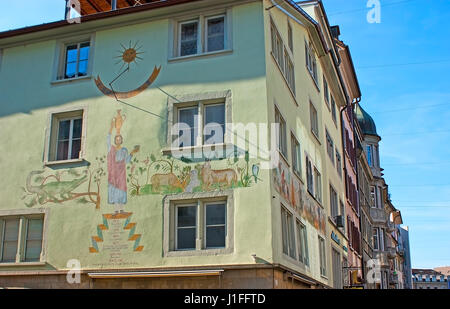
xmin=0 ymin=0 xmax=409 ymax=289
xmin=413 ymin=269 xmax=450 ymax=289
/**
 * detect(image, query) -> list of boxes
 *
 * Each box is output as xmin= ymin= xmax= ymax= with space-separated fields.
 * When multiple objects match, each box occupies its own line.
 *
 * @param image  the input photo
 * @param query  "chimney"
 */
xmin=330 ymin=25 xmax=340 ymax=40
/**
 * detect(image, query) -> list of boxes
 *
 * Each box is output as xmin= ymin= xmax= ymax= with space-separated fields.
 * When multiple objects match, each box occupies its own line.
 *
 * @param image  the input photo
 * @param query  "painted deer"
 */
xmin=200 ymin=162 xmax=238 ymax=190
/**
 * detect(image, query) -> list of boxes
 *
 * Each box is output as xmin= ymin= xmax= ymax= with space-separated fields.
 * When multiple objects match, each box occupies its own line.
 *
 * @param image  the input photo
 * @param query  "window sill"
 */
xmin=278 ymin=150 xmax=289 ymax=167
xmin=165 ymin=247 xmax=232 ymax=257
xmin=45 ymin=158 xmax=85 ymax=167
xmin=292 ymin=169 xmax=304 ymax=184
xmin=51 ymin=75 xmax=92 ymax=85
xmin=169 ymin=49 xmax=233 ymax=63
xmin=306 ymin=67 xmax=320 ymax=92
xmin=307 ymin=191 xmax=323 ymax=209
xmin=311 ymin=130 xmax=321 ymax=145
xmin=161 ymin=143 xmax=242 ymax=162
xmin=0 ymin=262 xmax=46 ymax=267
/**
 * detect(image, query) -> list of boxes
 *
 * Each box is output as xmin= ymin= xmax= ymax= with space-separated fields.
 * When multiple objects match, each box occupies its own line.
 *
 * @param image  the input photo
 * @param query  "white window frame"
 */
xmin=330 ymin=184 xmax=339 ymax=219
xmin=53 ymin=34 xmax=95 ymax=82
xmin=291 ymin=133 xmax=302 ymax=177
xmin=319 ymin=236 xmax=327 ymax=277
xmin=296 ymin=220 xmax=309 ymax=266
xmin=204 ymin=14 xmax=227 ymax=53
xmin=281 ymin=206 xmax=296 ymax=260
xmin=314 ymin=168 xmax=322 ymax=203
xmin=164 ymin=193 xmax=233 ymax=257
xmin=326 ymin=129 xmax=335 ymax=165
xmin=171 ymin=11 xmax=231 ymax=60
xmin=323 ymin=76 xmax=329 ymax=106
xmin=203 ymin=202 xmax=227 ymax=250
xmin=310 ymin=102 xmax=319 ymax=139
xmin=44 ymin=107 xmax=87 ymax=165
xmin=175 ymin=101 xmax=226 ymax=148
xmin=167 ymin=91 xmax=232 ymax=154
xmin=178 ymin=19 xmax=200 ymax=58
xmin=275 ymin=106 xmax=288 ymax=159
xmin=0 ymin=209 xmax=48 ymax=266
xmin=271 ymin=18 xmax=295 ymax=95
xmin=336 ymin=149 xmax=342 ymax=178
xmin=62 ymin=41 xmax=90 ymax=80
xmin=55 ymin=116 xmax=83 ymax=161
xmin=175 ymin=204 xmax=198 ymax=251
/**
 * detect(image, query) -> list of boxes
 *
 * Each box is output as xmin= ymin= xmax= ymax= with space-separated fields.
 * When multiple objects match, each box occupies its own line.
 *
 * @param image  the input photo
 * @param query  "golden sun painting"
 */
xmin=115 ymin=41 xmax=144 ymax=71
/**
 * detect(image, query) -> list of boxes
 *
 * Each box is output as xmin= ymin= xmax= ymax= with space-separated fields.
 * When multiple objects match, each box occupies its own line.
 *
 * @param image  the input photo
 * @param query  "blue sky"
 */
xmin=0 ymin=0 xmax=449 ymax=269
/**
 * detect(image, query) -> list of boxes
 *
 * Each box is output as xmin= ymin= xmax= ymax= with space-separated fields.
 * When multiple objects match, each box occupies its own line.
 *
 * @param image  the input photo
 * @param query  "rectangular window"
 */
xmin=330 ymin=185 xmax=338 ymax=219
xmin=291 ymin=134 xmax=302 ymax=176
xmin=271 ymin=20 xmax=295 ymax=94
xmin=305 ymin=41 xmax=318 ymax=84
xmin=297 ymin=221 xmax=309 ymax=266
xmin=205 ymin=203 xmax=226 ymax=249
xmin=204 ymin=103 xmax=225 ymax=145
xmin=0 ymin=216 xmax=44 ymax=263
xmin=0 ymin=219 xmax=19 ymax=263
xmin=373 ymin=227 xmax=379 ymax=250
xmin=24 ymin=219 xmax=44 ymax=262
xmin=336 ymin=150 xmax=342 ymax=178
xmin=319 ymin=236 xmax=327 ymax=277
xmin=306 ymin=156 xmax=314 ymax=196
xmin=176 ymin=205 xmax=197 ymax=250
xmin=326 ymin=130 xmax=335 ymax=164
xmin=56 ymin=117 xmax=82 ymax=161
xmin=47 ymin=110 xmax=85 ymax=163
xmin=205 ymin=15 xmax=225 ymax=53
xmin=281 ymin=207 xmax=296 ymax=259
xmin=369 ymin=186 xmax=375 ymax=208
xmin=331 ymin=95 xmax=337 ymax=124
xmin=63 ymin=41 xmax=90 ymax=80
xmin=275 ymin=107 xmax=287 ymax=158
xmin=367 ymin=145 xmax=374 ymax=167
xmin=314 ymin=168 xmax=322 ymax=202
xmin=179 ymin=20 xmax=199 ymax=57
xmin=271 ymin=21 xmax=284 ymax=72
xmin=175 ymin=102 xmax=225 ymax=148
xmin=178 ymin=106 xmax=199 ymax=147
xmin=284 ymin=48 xmax=296 ymax=94
xmin=332 ymin=248 xmax=343 ymax=289
xmin=323 ymin=76 xmax=329 ymax=106
xmin=171 ymin=199 xmax=228 ymax=252
xmin=310 ymin=103 xmax=319 ymax=138
xmin=288 ymin=23 xmax=293 ymax=52
xmin=339 ymin=200 xmax=345 ymax=232
xmin=176 ymin=13 xmax=227 ymax=58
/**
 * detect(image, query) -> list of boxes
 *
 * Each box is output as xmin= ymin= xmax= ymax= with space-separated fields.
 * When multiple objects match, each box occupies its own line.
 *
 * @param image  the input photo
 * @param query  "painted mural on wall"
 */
xmin=273 ymin=159 xmax=326 ymax=235
xmin=89 ymin=109 xmax=143 ymax=255
xmin=127 ymin=150 xmax=259 ymax=197
xmin=22 ymin=157 xmax=105 ymax=209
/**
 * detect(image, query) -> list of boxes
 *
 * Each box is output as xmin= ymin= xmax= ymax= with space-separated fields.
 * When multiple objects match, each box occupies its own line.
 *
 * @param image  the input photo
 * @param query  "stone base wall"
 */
xmin=0 ymin=267 xmax=319 ymax=289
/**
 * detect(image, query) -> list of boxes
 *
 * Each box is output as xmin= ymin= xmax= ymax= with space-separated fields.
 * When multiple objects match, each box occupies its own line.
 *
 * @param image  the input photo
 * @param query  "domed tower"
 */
xmin=355 ymin=104 xmax=381 ymax=178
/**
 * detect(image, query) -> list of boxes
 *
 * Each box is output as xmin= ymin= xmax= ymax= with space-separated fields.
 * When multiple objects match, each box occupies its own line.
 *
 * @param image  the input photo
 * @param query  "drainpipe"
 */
xmin=111 ymin=0 xmax=118 ymax=10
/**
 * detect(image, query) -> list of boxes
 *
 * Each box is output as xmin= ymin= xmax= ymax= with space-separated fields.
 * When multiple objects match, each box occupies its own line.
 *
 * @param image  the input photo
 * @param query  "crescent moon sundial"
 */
xmin=94 ymin=41 xmax=161 ymax=100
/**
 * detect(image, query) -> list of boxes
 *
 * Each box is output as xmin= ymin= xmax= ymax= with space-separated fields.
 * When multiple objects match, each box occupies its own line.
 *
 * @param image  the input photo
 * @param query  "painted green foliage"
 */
xmin=128 ymin=152 xmax=259 ymax=197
